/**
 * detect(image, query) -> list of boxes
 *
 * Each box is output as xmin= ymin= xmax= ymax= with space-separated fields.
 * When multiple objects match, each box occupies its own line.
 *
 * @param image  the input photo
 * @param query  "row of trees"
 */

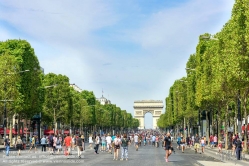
xmin=0 ymin=39 xmax=139 ymax=136
xmin=157 ymin=0 xmax=249 ymax=152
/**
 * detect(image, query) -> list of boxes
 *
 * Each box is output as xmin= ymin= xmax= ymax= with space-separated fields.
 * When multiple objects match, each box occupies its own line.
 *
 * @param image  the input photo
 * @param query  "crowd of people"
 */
xmin=3 ymin=130 xmax=246 ymax=162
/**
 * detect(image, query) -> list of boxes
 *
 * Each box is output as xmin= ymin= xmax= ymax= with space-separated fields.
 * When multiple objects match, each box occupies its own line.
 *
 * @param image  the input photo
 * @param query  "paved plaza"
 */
xmin=1 ymin=142 xmax=248 ymax=166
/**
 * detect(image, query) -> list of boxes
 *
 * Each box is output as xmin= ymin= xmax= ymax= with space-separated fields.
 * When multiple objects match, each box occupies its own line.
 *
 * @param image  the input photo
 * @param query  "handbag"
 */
xmin=80 ymin=146 xmax=83 ymax=151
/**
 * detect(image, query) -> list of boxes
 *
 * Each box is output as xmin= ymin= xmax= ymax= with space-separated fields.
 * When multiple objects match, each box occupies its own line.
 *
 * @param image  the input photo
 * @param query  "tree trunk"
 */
xmin=225 ymin=105 xmax=228 ymax=150
xmin=206 ymin=111 xmax=209 ymax=146
xmin=243 ymin=96 xmax=248 ymax=152
xmin=9 ymin=117 xmax=13 ymax=146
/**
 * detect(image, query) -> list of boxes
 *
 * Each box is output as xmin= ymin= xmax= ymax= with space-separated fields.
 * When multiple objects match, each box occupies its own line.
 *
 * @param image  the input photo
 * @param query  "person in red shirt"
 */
xmin=209 ymin=134 xmax=214 ymax=148
xmin=64 ymin=134 xmax=72 ymax=156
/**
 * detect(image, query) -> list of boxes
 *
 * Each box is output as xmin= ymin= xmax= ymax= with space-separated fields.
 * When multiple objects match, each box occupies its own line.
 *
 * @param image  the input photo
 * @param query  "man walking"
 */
xmin=106 ymin=133 xmax=112 ymax=153
xmin=4 ymin=136 xmax=10 ymax=156
xmin=94 ymin=134 xmax=100 ymax=154
xmin=40 ymin=135 xmax=47 ymax=152
xmin=235 ymin=137 xmax=242 ymax=160
xmin=120 ymin=134 xmax=129 ymax=161
xmin=76 ymin=134 xmax=83 ymax=158
xmin=194 ymin=134 xmax=201 ymax=154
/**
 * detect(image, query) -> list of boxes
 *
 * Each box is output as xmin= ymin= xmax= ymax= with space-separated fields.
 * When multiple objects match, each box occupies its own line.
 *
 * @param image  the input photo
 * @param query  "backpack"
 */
xmin=49 ymin=136 xmax=53 ymax=144
xmin=56 ymin=139 xmax=60 ymax=145
xmin=115 ymin=139 xmax=119 ymax=145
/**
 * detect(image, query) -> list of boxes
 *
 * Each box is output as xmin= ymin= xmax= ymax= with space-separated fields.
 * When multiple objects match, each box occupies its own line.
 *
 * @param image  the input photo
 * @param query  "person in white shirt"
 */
xmin=88 ymin=134 xmax=93 ymax=149
xmin=134 ymin=133 xmax=139 ymax=151
xmin=106 ymin=133 xmax=112 ymax=154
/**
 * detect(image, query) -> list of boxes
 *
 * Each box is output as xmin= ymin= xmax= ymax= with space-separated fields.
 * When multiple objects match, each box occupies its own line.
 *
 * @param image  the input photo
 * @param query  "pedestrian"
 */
xmin=181 ymin=137 xmax=186 ymax=153
xmin=232 ymin=134 xmax=236 ymax=156
xmin=155 ymin=135 xmax=159 ymax=147
xmin=143 ymin=135 xmax=146 ymax=146
xmin=134 ymin=133 xmax=138 ymax=151
xmin=64 ymin=134 xmax=72 ymax=156
xmin=76 ymin=134 xmax=83 ymax=158
xmin=22 ymin=135 xmax=26 ymax=150
xmin=209 ymin=134 xmax=214 ymax=148
xmin=48 ymin=134 xmax=54 ymax=154
xmin=40 ymin=135 xmax=47 ymax=152
xmin=56 ymin=135 xmax=62 ymax=154
xmin=106 ymin=133 xmax=112 ymax=153
xmin=200 ymin=137 xmax=205 ymax=153
xmin=164 ymin=132 xmax=172 ymax=162
xmin=94 ymin=134 xmax=100 ymax=154
xmin=15 ymin=136 xmax=23 ymax=156
xmin=194 ymin=134 xmax=200 ymax=154
xmin=191 ymin=135 xmax=195 ymax=146
xmin=113 ymin=134 xmax=121 ymax=160
xmin=152 ymin=134 xmax=156 ymax=146
xmin=214 ymin=134 xmax=218 ymax=147
xmin=53 ymin=135 xmax=57 ymax=153
xmin=177 ymin=134 xmax=181 ymax=150
xmin=101 ymin=134 xmax=106 ymax=152
xmin=29 ymin=135 xmax=36 ymax=152
xmin=120 ymin=133 xmax=129 ymax=161
xmin=81 ymin=135 xmax=85 ymax=151
xmin=88 ymin=134 xmax=93 ymax=149
xmin=4 ymin=135 xmax=10 ymax=156
xmin=72 ymin=135 xmax=76 ymax=151
xmin=218 ymin=141 xmax=222 ymax=153
xmin=186 ymin=135 xmax=190 ymax=148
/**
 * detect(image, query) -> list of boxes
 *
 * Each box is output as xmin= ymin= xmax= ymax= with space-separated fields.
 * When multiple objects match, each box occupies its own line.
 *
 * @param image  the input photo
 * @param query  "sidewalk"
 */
xmin=189 ymin=145 xmax=249 ymax=166
xmin=205 ymin=145 xmax=249 ymax=161
xmin=197 ymin=161 xmax=244 ymax=166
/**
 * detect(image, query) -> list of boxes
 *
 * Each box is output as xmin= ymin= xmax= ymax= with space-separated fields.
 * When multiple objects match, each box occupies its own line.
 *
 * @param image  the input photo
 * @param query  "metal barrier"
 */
xmin=217 ymin=150 xmax=245 ymax=164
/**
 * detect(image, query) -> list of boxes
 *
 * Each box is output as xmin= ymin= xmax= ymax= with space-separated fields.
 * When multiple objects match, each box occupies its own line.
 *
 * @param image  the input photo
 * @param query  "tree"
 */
xmin=42 ymin=73 xmax=71 ymax=133
xmin=0 ymin=39 xmax=42 ymax=121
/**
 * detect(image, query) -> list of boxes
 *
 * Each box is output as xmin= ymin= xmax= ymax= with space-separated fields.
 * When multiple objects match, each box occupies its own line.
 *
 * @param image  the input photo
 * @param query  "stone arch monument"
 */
xmin=134 ymin=100 xmax=163 ymax=129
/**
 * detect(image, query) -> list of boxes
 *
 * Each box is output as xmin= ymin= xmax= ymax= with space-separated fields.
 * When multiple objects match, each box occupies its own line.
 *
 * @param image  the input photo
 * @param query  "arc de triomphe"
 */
xmin=134 ymin=100 xmax=163 ymax=129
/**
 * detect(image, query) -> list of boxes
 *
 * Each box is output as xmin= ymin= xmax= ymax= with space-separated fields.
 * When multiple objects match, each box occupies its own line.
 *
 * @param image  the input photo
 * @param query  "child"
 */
xmin=218 ymin=141 xmax=222 ymax=153
xmin=200 ymin=137 xmax=205 ymax=153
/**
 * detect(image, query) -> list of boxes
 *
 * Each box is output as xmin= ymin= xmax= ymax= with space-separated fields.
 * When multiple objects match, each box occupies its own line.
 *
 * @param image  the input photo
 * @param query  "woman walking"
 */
xmin=16 ymin=136 xmax=23 ymax=156
xmin=201 ymin=137 xmax=205 ymax=153
xmin=164 ymin=133 xmax=172 ymax=162
xmin=113 ymin=134 xmax=121 ymax=160
xmin=181 ymin=137 xmax=186 ymax=153
xmin=89 ymin=134 xmax=93 ymax=149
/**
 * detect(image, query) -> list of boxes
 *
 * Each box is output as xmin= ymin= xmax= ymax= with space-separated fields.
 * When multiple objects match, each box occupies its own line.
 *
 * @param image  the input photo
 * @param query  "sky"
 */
xmin=0 ymin=0 xmax=235 ymax=129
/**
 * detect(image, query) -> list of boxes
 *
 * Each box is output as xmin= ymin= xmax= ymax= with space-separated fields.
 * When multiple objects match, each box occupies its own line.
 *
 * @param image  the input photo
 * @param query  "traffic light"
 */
xmin=201 ymin=110 xmax=206 ymax=120
xmin=31 ymin=120 xmax=36 ymax=130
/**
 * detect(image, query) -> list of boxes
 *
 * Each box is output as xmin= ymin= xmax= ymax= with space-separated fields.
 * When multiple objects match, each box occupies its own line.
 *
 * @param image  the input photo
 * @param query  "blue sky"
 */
xmin=0 ymin=0 xmax=234 ymax=129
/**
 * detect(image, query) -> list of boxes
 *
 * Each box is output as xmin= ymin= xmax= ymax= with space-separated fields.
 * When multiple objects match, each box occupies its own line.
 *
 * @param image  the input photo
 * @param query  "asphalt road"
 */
xmin=0 ymin=143 xmax=222 ymax=166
